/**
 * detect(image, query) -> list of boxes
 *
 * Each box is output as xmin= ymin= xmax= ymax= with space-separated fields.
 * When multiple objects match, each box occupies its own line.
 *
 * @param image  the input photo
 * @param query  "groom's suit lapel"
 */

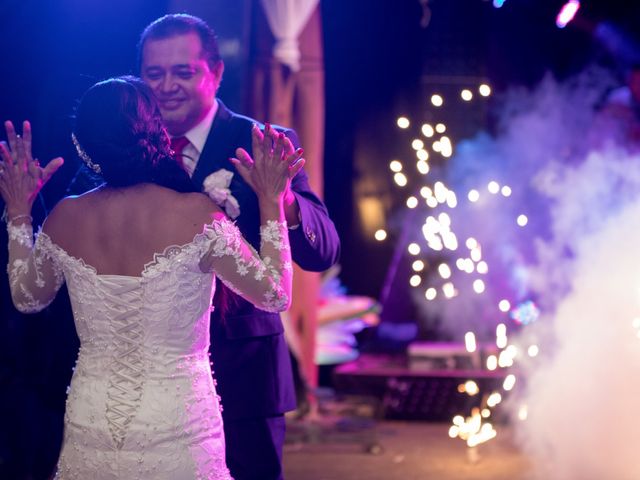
xmin=191 ymin=100 xmax=240 ymax=189
xmin=191 ymin=101 xmax=261 ymax=245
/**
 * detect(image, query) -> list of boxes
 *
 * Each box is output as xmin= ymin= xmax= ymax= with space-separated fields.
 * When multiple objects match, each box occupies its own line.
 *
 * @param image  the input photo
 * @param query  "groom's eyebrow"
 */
xmin=143 ymin=65 xmax=164 ymax=73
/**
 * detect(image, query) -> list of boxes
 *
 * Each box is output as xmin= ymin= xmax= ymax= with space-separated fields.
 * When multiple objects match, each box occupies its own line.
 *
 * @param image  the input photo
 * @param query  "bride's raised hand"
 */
xmin=231 ymin=123 xmax=304 ymax=203
xmin=0 ymin=121 xmax=64 ymax=218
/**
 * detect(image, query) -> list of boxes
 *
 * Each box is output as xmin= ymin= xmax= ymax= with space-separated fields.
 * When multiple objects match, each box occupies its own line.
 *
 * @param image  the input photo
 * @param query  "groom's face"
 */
xmin=141 ymin=32 xmax=223 ymax=136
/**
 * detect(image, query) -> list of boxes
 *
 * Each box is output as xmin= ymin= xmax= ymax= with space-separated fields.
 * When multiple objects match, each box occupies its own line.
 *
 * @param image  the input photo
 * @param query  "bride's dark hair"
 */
xmin=73 ymin=75 xmax=195 ymax=192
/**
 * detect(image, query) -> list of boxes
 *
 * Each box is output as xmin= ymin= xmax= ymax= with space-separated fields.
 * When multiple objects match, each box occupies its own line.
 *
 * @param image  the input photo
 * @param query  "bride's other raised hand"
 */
xmin=0 ymin=120 xmax=64 ymax=219
xmin=230 ymin=123 xmax=305 ymax=203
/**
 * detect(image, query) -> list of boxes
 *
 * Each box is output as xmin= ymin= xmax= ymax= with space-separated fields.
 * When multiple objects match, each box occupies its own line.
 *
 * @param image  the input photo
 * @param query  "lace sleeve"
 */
xmin=6 ymin=221 xmax=65 ymax=313
xmin=199 ymin=218 xmax=292 ymax=313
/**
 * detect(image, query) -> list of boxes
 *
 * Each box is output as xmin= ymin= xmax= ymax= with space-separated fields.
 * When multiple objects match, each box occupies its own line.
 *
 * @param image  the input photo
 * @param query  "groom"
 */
xmin=138 ymin=14 xmax=340 ymax=480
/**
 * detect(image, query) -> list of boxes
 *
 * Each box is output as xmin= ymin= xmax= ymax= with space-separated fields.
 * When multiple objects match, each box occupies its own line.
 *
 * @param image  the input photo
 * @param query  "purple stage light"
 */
xmin=556 ymin=0 xmax=580 ymax=29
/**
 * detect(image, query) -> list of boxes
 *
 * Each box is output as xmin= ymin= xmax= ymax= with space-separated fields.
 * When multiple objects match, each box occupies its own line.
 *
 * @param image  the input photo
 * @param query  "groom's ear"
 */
xmin=210 ymin=60 xmax=225 ymax=89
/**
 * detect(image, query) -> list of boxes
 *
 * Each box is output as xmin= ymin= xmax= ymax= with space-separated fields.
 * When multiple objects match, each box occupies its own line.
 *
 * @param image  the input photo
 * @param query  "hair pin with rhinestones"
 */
xmin=71 ymin=132 xmax=102 ymax=174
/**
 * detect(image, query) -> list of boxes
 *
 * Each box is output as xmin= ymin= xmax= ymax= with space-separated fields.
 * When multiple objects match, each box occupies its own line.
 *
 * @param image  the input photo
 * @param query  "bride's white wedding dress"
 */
xmin=6 ymin=217 xmax=292 ymax=479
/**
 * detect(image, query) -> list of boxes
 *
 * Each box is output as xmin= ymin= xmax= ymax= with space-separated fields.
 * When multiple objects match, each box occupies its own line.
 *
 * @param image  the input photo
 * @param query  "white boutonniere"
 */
xmin=202 ymin=169 xmax=241 ymax=219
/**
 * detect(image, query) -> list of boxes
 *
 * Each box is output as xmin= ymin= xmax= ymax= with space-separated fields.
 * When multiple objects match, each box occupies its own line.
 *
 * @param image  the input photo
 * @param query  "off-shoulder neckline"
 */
xmin=37 ymin=218 xmax=234 ymax=279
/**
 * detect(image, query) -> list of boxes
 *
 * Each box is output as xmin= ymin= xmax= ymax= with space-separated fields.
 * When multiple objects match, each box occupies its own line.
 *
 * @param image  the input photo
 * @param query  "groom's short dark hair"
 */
xmin=137 ymin=14 xmax=221 ymax=69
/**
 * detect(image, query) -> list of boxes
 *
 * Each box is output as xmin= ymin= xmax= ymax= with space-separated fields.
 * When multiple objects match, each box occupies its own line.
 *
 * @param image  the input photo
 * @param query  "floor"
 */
xmin=283 ymin=419 xmax=532 ymax=480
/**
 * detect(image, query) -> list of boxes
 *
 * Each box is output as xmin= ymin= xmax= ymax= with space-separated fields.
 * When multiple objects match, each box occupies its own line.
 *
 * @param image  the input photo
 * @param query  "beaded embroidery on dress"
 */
xmin=5 ymin=217 xmax=291 ymax=480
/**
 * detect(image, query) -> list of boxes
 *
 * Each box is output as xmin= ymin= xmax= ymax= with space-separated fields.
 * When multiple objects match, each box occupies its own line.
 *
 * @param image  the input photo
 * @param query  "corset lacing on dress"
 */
xmin=104 ymin=281 xmax=145 ymax=449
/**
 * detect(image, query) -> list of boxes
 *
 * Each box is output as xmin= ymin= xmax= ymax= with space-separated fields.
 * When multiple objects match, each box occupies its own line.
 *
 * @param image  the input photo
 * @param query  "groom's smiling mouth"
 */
xmin=160 ymin=98 xmax=186 ymax=110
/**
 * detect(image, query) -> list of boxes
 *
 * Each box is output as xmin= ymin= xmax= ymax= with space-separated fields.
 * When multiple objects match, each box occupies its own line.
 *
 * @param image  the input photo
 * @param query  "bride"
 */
xmin=0 ymin=76 xmax=304 ymax=479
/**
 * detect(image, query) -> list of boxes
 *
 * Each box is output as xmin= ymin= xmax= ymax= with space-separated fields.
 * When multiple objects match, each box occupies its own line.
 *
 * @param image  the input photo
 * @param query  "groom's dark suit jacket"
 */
xmin=191 ymin=101 xmax=340 ymax=420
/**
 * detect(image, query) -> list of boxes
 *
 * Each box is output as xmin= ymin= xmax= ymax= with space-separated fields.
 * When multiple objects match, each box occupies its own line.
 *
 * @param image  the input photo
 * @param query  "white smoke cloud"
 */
xmin=517 ymin=179 xmax=640 ymax=479
xmin=399 ymin=66 xmax=640 ymax=476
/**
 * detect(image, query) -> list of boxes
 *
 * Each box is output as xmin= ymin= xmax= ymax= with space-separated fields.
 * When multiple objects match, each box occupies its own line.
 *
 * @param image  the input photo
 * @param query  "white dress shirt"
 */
xmin=173 ymin=100 xmax=219 ymax=177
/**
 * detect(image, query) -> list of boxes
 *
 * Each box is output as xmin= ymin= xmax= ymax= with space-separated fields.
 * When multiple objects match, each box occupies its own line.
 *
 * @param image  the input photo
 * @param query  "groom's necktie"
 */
xmin=170 ymin=136 xmax=190 ymax=167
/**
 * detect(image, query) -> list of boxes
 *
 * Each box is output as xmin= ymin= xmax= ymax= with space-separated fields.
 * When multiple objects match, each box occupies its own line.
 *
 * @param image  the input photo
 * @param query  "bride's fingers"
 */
xmin=22 ymin=121 xmax=33 ymax=163
xmin=251 ymin=123 xmax=264 ymax=143
xmin=0 ymin=141 xmax=11 ymax=165
xmin=250 ymin=124 xmax=264 ymax=164
xmin=273 ymin=133 xmax=286 ymax=163
xmin=4 ymin=120 xmax=20 ymax=163
xmin=261 ymin=123 xmax=275 ymax=165
xmin=285 ymin=148 xmax=304 ymax=167
xmin=4 ymin=121 xmax=18 ymax=164
xmin=41 ymin=157 xmax=64 ymax=183
xmin=28 ymin=160 xmax=40 ymax=179
xmin=229 ymin=157 xmax=248 ymax=171
xmin=272 ymin=133 xmax=282 ymax=161
xmin=288 ymin=157 xmax=305 ymax=179
xmin=229 ymin=157 xmax=253 ymax=186
xmin=234 ymin=147 xmax=254 ymax=170
xmin=250 ymin=122 xmax=262 ymax=141
xmin=15 ymin=136 xmax=28 ymax=171
xmin=29 ymin=157 xmax=43 ymax=176
xmin=281 ymin=136 xmax=295 ymax=157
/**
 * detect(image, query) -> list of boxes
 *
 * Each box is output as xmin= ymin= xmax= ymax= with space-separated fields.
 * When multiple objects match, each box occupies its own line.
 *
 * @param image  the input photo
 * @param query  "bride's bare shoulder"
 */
xmin=42 ymin=186 xmax=225 ymax=238
xmin=179 ymin=191 xmax=226 ymax=224
xmin=130 ymin=186 xmax=226 ymax=226
xmin=40 ymin=191 xmax=94 ymax=239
